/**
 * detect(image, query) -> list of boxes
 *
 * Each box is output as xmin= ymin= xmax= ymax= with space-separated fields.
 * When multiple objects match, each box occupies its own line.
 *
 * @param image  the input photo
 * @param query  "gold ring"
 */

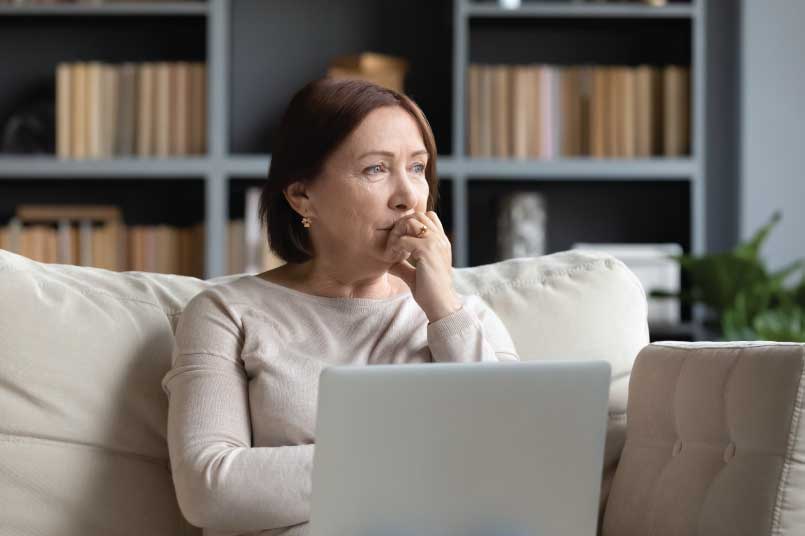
xmin=417 ymin=225 xmax=428 ymax=237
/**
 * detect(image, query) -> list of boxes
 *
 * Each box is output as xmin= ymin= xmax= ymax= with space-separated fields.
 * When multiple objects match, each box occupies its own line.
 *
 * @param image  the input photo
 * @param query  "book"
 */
xmin=56 ymin=63 xmax=71 ymax=158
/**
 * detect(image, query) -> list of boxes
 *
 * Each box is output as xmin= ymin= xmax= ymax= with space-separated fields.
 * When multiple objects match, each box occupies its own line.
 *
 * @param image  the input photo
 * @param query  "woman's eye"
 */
xmin=412 ymin=163 xmax=426 ymax=174
xmin=365 ymin=164 xmax=385 ymax=175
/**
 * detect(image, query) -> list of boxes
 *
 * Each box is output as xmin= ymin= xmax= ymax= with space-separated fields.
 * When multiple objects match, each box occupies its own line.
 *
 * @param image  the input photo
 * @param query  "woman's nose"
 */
xmin=389 ymin=171 xmax=419 ymax=210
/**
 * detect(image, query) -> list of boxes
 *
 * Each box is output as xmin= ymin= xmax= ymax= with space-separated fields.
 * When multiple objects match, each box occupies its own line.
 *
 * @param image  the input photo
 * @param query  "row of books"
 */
xmin=56 ymin=61 xmax=207 ymax=159
xmin=231 ymin=187 xmax=285 ymax=276
xmin=0 ymin=196 xmax=288 ymax=277
xmin=0 ymin=216 xmax=206 ymax=277
xmin=467 ymin=63 xmax=690 ymax=159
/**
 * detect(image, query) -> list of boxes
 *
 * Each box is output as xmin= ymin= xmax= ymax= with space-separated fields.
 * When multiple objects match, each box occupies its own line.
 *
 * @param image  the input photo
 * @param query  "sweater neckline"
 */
xmin=246 ymin=274 xmax=413 ymax=308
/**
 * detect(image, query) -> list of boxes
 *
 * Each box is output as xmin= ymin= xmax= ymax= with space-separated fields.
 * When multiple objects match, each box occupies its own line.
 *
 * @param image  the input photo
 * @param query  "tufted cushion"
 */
xmin=0 ymin=247 xmax=647 ymax=535
xmin=602 ymin=341 xmax=805 ymax=536
xmin=453 ymin=250 xmax=650 ymax=515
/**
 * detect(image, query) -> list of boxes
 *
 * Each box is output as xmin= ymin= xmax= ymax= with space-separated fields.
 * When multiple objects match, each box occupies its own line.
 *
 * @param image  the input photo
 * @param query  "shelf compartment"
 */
xmin=229 ymin=0 xmax=454 ymax=156
xmin=467 ymin=178 xmax=691 ymax=266
xmin=0 ymin=15 xmax=206 ymax=159
xmin=0 ymin=177 xmax=206 ymax=276
xmin=469 ymin=16 xmax=690 ymax=66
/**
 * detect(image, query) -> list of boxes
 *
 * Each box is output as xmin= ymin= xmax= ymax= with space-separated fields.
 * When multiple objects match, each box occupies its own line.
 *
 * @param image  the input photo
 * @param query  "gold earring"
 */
xmin=301 ymin=216 xmax=311 ymax=228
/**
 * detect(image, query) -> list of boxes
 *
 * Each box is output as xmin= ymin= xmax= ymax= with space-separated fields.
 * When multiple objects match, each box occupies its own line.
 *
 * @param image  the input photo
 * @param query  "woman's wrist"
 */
xmin=425 ymin=299 xmax=463 ymax=324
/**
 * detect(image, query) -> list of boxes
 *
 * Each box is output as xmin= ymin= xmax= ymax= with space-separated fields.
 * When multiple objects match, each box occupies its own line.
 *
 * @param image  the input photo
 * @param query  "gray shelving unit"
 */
xmin=0 ymin=0 xmax=737 ymax=280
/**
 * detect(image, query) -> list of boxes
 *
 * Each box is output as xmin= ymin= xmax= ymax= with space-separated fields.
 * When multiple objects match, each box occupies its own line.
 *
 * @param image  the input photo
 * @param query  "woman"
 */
xmin=161 ymin=77 xmax=520 ymax=536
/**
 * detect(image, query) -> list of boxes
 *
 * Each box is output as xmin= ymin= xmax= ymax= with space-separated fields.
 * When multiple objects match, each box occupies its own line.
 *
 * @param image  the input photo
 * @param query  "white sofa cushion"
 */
xmin=0 ymin=248 xmax=647 ymax=535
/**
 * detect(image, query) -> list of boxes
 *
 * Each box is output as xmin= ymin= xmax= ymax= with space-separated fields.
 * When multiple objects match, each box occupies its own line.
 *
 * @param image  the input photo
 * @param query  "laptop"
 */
xmin=308 ymin=360 xmax=611 ymax=536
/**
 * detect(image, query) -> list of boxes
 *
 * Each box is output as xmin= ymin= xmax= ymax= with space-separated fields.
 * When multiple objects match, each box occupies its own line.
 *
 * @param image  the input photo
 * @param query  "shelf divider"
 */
xmin=464 ymin=2 xmax=695 ymax=19
xmin=0 ymin=2 xmax=209 ymax=16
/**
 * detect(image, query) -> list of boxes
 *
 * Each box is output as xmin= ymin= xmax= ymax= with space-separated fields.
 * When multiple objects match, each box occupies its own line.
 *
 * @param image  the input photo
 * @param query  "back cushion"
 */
xmin=453 ymin=250 xmax=650 ymax=520
xmin=0 ymin=249 xmax=239 ymax=535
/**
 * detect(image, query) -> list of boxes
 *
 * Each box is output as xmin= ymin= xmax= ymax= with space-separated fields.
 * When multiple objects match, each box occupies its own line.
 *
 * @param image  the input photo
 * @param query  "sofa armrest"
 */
xmin=601 ymin=341 xmax=805 ymax=536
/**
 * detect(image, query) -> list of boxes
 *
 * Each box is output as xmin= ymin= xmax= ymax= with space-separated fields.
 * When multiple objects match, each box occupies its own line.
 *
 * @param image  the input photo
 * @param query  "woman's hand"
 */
xmin=385 ymin=211 xmax=462 ymax=323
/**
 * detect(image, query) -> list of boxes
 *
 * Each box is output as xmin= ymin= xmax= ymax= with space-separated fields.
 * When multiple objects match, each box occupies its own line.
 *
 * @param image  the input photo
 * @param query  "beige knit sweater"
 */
xmin=161 ymin=274 xmax=520 ymax=536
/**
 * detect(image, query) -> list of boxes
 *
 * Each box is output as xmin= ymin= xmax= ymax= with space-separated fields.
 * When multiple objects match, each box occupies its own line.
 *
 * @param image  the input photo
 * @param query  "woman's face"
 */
xmin=295 ymin=105 xmax=432 ymax=267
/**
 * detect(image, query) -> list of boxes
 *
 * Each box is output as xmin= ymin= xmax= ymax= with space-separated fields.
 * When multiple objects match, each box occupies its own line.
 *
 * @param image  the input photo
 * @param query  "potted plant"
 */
xmin=653 ymin=211 xmax=805 ymax=342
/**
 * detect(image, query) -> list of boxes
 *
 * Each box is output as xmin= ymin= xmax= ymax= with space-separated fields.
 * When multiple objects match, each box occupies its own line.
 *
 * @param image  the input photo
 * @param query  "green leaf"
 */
xmin=735 ymin=211 xmax=781 ymax=261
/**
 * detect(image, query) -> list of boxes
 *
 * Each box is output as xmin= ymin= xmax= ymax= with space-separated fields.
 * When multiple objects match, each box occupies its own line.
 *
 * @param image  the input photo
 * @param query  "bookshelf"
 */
xmin=0 ymin=0 xmax=737 ymax=299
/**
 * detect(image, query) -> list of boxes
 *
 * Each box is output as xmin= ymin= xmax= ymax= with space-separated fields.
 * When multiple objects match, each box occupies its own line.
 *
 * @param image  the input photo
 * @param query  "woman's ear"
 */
xmin=283 ymin=181 xmax=312 ymax=218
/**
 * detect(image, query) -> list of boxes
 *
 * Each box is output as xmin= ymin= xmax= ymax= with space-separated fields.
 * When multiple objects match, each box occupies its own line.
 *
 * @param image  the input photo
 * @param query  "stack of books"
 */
xmin=467 ymin=63 xmax=690 ymax=159
xmin=227 ymin=186 xmax=285 ymax=275
xmin=56 ymin=61 xmax=207 ymax=159
xmin=0 ymin=205 xmax=205 ymax=277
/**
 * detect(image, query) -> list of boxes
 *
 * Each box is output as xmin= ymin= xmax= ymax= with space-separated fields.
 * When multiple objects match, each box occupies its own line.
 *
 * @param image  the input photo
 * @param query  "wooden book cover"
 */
xmin=622 ymin=67 xmax=637 ymax=158
xmin=154 ymin=224 xmax=167 ymax=273
xmin=117 ymin=63 xmax=137 ymax=157
xmin=90 ymin=224 xmax=102 ymax=268
xmin=137 ymin=63 xmax=155 ymax=157
xmin=607 ymin=67 xmax=621 ymax=158
xmin=467 ymin=64 xmax=479 ymax=157
xmin=589 ymin=66 xmax=606 ymax=158
xmin=170 ymin=226 xmax=180 ymax=274
xmin=502 ymin=64 xmax=514 ymax=158
xmin=23 ymin=226 xmax=35 ymax=262
xmin=511 ymin=65 xmax=529 ymax=159
xmin=86 ymin=62 xmax=103 ymax=159
xmin=528 ymin=63 xmax=545 ymax=158
xmin=71 ymin=62 xmax=87 ymax=159
xmin=144 ymin=226 xmax=157 ymax=272
xmin=550 ymin=66 xmax=563 ymax=159
xmin=478 ymin=65 xmax=493 ymax=158
xmin=155 ymin=62 xmax=171 ymax=157
xmin=491 ymin=65 xmax=511 ymax=158
xmin=521 ymin=65 xmax=536 ymax=160
xmin=175 ymin=62 xmax=190 ymax=156
xmin=663 ymin=65 xmax=690 ymax=156
xmin=70 ymin=225 xmax=80 ymax=266
xmin=56 ymin=63 xmax=72 ymax=158
xmin=194 ymin=222 xmax=206 ymax=278
xmin=537 ymin=65 xmax=552 ymax=158
xmin=194 ymin=63 xmax=207 ymax=155
xmin=177 ymin=226 xmax=186 ymax=276
xmin=171 ymin=63 xmax=186 ymax=156
xmin=188 ymin=63 xmax=201 ymax=155
xmin=635 ymin=65 xmax=654 ymax=157
xmin=127 ymin=226 xmax=139 ymax=271
xmin=5 ymin=218 xmax=22 ymax=254
xmin=560 ymin=66 xmax=579 ymax=157
xmin=577 ymin=66 xmax=592 ymax=156
xmin=56 ymin=220 xmax=71 ymax=264
xmin=102 ymin=64 xmax=119 ymax=158
xmin=16 ymin=204 xmax=121 ymax=223
xmin=228 ymin=219 xmax=245 ymax=275
xmin=77 ymin=221 xmax=92 ymax=267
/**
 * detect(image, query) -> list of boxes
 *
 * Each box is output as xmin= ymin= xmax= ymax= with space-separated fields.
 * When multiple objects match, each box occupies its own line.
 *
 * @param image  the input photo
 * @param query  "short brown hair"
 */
xmin=258 ymin=77 xmax=440 ymax=264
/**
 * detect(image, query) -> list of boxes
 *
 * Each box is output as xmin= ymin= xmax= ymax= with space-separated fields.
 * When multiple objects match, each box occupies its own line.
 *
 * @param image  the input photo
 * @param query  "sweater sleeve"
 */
xmin=426 ymin=294 xmax=520 ymax=363
xmin=161 ymin=289 xmax=313 ymax=532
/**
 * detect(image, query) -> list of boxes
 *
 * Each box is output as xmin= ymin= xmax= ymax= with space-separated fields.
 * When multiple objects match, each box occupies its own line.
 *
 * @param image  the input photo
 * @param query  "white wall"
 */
xmin=741 ymin=0 xmax=805 ymax=271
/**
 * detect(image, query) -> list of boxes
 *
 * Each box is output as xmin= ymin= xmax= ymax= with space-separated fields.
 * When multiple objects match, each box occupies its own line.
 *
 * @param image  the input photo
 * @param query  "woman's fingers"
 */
xmin=425 ymin=211 xmax=445 ymax=235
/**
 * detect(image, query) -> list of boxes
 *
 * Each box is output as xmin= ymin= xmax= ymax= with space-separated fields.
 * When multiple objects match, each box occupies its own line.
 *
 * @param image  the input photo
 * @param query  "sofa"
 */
xmin=0 ymin=246 xmax=803 ymax=535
